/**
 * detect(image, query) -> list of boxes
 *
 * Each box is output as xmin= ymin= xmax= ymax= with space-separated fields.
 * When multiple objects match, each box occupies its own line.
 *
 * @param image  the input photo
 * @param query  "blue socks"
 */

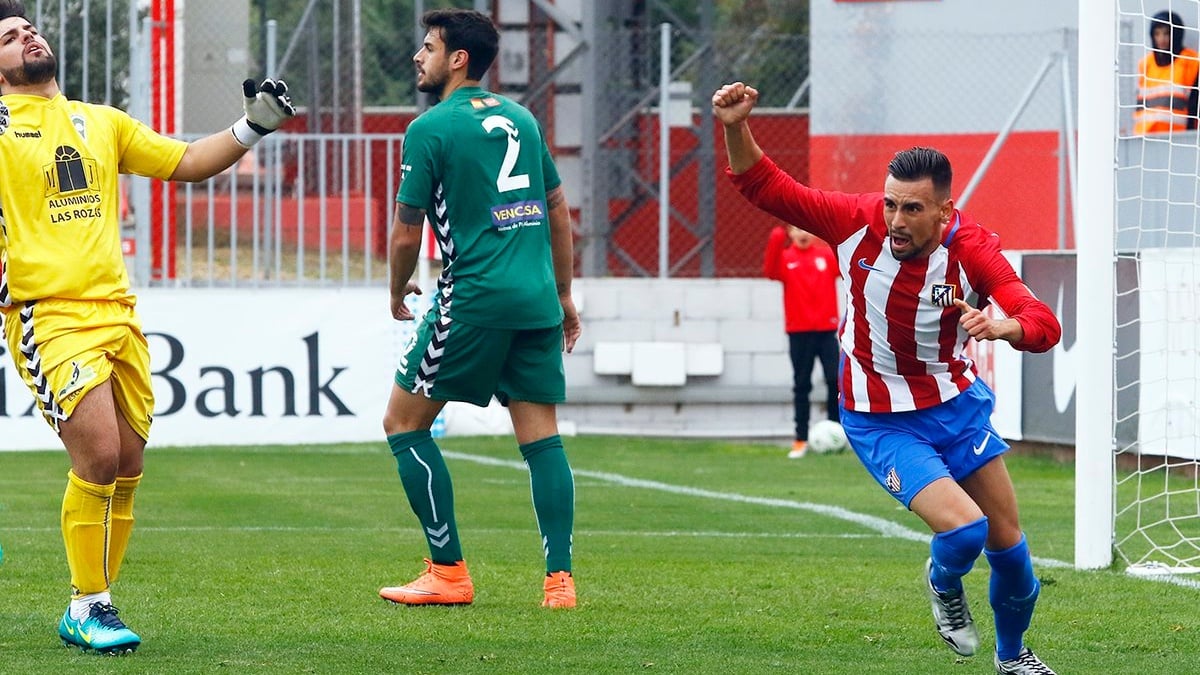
xmin=930 ymin=519 xmax=1041 ymax=660
xmin=929 ymin=516 xmax=988 ymax=593
xmin=986 ymin=534 xmax=1040 ymax=661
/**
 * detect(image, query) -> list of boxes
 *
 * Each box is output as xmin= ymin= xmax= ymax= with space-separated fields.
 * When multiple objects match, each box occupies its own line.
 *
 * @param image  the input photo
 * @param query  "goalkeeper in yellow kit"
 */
xmin=0 ymin=0 xmax=295 ymax=654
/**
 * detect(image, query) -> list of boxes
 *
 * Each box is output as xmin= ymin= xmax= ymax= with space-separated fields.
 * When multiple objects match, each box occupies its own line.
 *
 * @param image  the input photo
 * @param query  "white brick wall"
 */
xmin=562 ymin=278 xmax=832 ymax=438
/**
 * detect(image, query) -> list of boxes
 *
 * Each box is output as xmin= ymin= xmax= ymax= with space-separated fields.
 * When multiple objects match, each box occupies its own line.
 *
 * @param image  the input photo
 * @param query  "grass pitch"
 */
xmin=0 ymin=437 xmax=1196 ymax=674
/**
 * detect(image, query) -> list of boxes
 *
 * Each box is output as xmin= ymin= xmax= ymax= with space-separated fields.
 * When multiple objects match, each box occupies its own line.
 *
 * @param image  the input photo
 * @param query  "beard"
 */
xmin=2 ymin=52 xmax=57 ymax=88
xmin=416 ymin=68 xmax=447 ymax=100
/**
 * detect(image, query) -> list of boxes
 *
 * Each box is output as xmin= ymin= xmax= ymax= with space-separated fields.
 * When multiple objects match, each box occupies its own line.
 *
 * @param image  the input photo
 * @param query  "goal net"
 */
xmin=1077 ymin=1 xmax=1200 ymax=575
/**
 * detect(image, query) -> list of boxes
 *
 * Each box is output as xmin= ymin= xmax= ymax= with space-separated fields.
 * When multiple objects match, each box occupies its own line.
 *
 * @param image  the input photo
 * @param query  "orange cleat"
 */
xmin=379 ymin=559 xmax=474 ymax=605
xmin=542 ymin=571 xmax=576 ymax=608
xmin=787 ymin=440 xmax=808 ymax=459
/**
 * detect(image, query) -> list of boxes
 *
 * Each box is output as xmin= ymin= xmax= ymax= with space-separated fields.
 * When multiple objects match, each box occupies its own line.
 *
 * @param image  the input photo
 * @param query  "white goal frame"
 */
xmin=1074 ymin=0 xmax=1117 ymax=570
xmin=1077 ymin=1 xmax=1200 ymax=576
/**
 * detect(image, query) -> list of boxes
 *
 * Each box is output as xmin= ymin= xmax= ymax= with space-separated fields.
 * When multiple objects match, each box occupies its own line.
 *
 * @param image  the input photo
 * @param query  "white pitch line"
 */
xmin=442 ymin=450 xmax=1073 ymax=572
xmin=457 ymin=451 xmax=1200 ymax=588
xmin=0 ymin=525 xmax=877 ymax=540
xmin=6 ymin=448 xmax=1197 ymax=588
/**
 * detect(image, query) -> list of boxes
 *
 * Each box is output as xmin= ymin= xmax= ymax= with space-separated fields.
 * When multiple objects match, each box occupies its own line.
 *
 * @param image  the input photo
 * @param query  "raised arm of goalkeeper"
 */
xmin=169 ymin=78 xmax=297 ymax=182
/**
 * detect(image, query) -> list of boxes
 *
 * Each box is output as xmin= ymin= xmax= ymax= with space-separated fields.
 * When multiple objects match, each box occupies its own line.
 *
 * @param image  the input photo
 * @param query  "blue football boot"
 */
xmin=58 ymin=602 xmax=141 ymax=654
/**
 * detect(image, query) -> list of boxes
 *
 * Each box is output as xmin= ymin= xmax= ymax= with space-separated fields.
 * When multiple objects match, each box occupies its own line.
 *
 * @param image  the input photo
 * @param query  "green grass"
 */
xmin=0 ymin=437 xmax=1197 ymax=674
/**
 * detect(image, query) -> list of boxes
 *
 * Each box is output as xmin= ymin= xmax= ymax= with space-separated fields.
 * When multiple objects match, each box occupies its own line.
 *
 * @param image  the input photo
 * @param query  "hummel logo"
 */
xmin=972 ymin=432 xmax=991 ymax=456
xmin=426 ymin=523 xmax=451 ymax=548
xmin=857 ymin=257 xmax=882 ymax=272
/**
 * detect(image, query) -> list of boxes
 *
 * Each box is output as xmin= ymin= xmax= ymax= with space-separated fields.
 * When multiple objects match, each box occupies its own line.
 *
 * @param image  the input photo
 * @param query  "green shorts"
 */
xmin=395 ymin=309 xmax=566 ymax=406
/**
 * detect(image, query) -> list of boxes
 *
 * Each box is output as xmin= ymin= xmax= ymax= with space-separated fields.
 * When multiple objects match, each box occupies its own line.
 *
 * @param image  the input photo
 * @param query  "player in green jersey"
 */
xmin=379 ymin=8 xmax=581 ymax=609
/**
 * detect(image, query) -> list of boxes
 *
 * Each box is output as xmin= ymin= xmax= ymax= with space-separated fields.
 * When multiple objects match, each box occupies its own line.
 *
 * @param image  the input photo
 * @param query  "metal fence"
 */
xmin=20 ymin=2 xmax=1075 ymax=286
xmin=127 ymin=20 xmax=815 ymax=286
xmin=578 ymin=25 xmax=810 ymax=279
xmin=27 ymin=0 xmax=139 ymax=108
xmin=139 ymin=133 xmax=404 ymax=288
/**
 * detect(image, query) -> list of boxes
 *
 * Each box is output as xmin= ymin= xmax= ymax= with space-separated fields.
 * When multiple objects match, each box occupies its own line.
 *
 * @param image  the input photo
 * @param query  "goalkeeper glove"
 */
xmin=231 ymin=78 xmax=297 ymax=148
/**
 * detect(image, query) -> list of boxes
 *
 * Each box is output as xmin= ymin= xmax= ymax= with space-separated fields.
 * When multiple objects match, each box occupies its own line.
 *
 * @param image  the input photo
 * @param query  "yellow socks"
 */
xmin=109 ymin=473 xmax=141 ymax=584
xmin=61 ymin=471 xmax=115 ymax=595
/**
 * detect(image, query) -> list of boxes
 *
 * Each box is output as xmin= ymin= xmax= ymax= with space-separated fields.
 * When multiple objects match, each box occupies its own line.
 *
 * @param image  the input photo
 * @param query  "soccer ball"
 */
xmin=807 ymin=420 xmax=849 ymax=454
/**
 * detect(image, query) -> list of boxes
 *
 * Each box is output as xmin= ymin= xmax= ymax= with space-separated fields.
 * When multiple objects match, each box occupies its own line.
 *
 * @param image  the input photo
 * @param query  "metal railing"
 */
xmin=129 ymin=133 xmax=405 ymax=288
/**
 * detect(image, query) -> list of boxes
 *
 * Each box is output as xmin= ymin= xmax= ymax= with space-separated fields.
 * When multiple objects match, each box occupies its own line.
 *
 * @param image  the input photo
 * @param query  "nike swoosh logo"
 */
xmin=857 ymin=257 xmax=882 ymax=272
xmin=1051 ymin=284 xmax=1075 ymax=413
xmin=786 ymin=262 xmax=801 ymax=269
xmin=972 ymin=431 xmax=991 ymax=456
xmin=64 ymin=622 xmax=91 ymax=641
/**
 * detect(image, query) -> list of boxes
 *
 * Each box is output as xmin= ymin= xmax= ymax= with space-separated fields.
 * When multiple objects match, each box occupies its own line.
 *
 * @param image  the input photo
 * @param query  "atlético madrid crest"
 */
xmin=930 ymin=283 xmax=957 ymax=307
xmin=0 ymin=103 xmax=9 ymax=136
xmin=885 ymin=467 xmax=902 ymax=494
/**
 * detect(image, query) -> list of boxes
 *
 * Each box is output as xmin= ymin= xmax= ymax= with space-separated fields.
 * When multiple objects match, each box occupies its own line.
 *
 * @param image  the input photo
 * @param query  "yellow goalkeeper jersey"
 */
xmin=0 ymin=93 xmax=186 ymax=306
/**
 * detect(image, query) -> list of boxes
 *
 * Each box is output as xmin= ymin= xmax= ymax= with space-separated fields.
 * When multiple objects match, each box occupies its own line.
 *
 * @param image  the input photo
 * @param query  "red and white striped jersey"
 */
xmin=729 ymin=156 xmax=1060 ymax=413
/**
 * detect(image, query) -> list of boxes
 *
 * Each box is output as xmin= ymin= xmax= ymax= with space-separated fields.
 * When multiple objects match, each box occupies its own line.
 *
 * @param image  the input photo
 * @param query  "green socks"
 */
xmin=389 ymin=430 xmax=463 ymax=564
xmin=520 ymin=435 xmax=575 ymax=573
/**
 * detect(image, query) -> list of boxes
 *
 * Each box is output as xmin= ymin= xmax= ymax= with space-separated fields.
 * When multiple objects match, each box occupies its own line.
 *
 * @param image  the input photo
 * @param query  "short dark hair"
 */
xmin=887 ymin=147 xmax=953 ymax=198
xmin=422 ymin=9 xmax=499 ymax=81
xmin=0 ymin=0 xmax=28 ymax=22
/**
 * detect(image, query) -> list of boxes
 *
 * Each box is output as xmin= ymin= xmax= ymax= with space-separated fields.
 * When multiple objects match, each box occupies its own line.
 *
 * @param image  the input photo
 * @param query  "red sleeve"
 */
xmin=727 ymin=156 xmax=871 ymax=246
xmin=762 ymin=226 xmax=787 ymax=281
xmin=988 ymin=281 xmax=1061 ymax=353
xmin=960 ymin=229 xmax=1062 ymax=353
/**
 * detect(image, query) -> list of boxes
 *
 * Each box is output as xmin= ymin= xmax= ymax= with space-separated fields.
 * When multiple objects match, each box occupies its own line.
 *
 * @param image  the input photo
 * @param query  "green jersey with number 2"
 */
xmin=397 ymin=86 xmax=564 ymax=329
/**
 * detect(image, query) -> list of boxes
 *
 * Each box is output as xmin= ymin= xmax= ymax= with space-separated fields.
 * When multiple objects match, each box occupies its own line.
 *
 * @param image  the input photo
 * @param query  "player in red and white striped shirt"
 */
xmin=715 ymin=82 xmax=1061 ymax=675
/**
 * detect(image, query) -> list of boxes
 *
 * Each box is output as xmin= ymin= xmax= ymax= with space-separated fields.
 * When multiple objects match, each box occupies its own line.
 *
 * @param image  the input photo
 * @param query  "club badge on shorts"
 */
xmin=930 ymin=283 xmax=957 ymax=307
xmin=885 ymin=467 xmax=902 ymax=494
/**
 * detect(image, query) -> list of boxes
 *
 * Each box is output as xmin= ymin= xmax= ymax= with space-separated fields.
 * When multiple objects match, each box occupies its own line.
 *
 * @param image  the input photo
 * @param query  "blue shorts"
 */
xmin=839 ymin=378 xmax=1009 ymax=508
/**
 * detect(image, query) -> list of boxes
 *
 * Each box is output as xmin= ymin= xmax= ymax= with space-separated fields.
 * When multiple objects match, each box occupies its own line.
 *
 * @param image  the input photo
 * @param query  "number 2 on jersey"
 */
xmin=481 ymin=115 xmax=530 ymax=193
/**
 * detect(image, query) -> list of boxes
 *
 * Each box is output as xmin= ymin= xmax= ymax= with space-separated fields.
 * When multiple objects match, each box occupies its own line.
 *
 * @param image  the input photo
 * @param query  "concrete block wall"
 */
xmin=561 ymin=278 xmax=835 ymax=437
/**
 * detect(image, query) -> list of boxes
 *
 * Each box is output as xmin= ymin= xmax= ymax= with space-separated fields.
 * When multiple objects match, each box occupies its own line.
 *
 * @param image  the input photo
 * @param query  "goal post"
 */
xmin=1075 ymin=0 xmax=1117 ymax=571
xmin=1078 ymin=1 xmax=1200 ymax=575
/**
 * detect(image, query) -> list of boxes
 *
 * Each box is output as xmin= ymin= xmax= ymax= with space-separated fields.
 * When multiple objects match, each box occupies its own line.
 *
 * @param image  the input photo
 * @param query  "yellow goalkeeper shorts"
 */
xmin=2 ymin=298 xmax=153 ymax=439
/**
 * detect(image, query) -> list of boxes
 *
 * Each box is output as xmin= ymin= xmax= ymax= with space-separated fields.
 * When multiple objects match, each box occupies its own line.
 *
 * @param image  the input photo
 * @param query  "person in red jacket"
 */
xmin=763 ymin=224 xmax=841 ymax=458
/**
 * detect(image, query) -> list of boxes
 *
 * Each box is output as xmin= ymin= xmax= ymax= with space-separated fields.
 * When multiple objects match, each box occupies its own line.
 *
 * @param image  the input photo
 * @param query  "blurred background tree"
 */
xmin=249 ymin=0 xmax=472 ymax=112
xmin=33 ymin=0 xmax=138 ymax=107
xmin=246 ymin=0 xmax=809 ymax=112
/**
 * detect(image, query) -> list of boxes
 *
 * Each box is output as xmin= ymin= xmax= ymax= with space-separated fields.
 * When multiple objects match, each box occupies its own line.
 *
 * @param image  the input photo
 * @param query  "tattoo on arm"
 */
xmin=546 ymin=187 xmax=565 ymax=211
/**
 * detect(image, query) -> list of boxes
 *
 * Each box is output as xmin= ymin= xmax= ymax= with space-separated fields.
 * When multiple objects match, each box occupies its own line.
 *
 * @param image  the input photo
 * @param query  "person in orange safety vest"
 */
xmin=1135 ymin=10 xmax=1200 ymax=135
